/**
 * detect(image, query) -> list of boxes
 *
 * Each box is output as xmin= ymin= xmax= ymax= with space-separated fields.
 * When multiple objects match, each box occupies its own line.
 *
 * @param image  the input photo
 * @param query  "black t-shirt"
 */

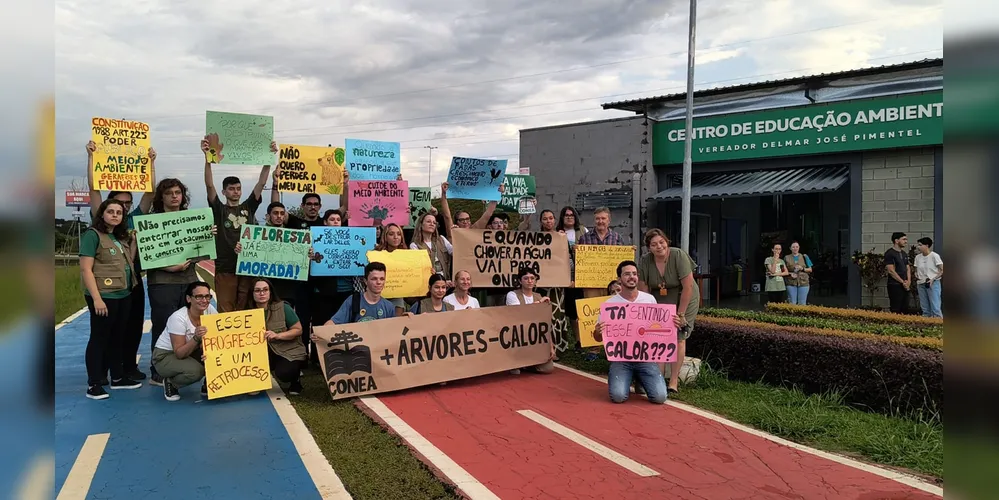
xmin=884 ymin=248 xmax=909 ymax=282
xmin=285 ymin=214 xmax=324 ymax=230
xmin=210 ymin=194 xmax=262 ymax=273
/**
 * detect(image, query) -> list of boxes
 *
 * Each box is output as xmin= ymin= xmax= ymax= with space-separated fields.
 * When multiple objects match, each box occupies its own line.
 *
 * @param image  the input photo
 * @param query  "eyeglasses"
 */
xmin=192 ymin=294 xmax=212 ymax=301
xmin=521 ymin=276 xmax=537 ymax=281
xmin=457 ymin=217 xmax=471 ymax=222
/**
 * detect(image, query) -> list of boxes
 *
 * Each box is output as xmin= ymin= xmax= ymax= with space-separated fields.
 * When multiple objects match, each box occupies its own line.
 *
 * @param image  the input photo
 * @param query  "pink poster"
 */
xmin=347 ymin=180 xmax=410 ymax=227
xmin=598 ymin=302 xmax=678 ymax=363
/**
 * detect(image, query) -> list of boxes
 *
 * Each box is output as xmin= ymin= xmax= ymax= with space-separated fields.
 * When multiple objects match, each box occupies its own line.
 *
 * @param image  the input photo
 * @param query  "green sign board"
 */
xmin=498 ymin=174 xmax=536 ymax=212
xmin=133 ymin=208 xmax=216 ymax=269
xmin=653 ymin=91 xmax=943 ymax=164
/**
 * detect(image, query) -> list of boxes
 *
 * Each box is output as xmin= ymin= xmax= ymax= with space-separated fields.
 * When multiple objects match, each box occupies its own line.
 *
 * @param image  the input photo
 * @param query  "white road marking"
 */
xmin=55 ymin=308 xmax=88 ymax=331
xmin=358 ymin=397 xmax=501 ymax=500
xmin=553 ymin=363 xmax=943 ymax=497
xmin=56 ymin=433 xmax=110 ymax=500
xmin=516 ymin=409 xmax=659 ymax=477
xmin=142 ymin=320 xmax=152 ymax=333
xmin=136 ymin=354 xmax=141 ymax=365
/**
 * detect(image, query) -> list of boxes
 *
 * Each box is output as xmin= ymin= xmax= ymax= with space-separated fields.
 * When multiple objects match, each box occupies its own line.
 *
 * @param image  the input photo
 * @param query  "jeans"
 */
xmin=887 ymin=282 xmax=908 ymax=314
xmin=786 ymin=286 xmax=809 ymax=305
xmin=917 ymin=280 xmax=943 ymax=318
xmin=608 ymin=362 xmax=668 ymax=404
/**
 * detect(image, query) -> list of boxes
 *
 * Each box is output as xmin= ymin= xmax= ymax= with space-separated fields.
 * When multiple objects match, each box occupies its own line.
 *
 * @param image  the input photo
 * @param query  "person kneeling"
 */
xmin=246 ymin=278 xmax=305 ymax=396
xmin=152 ymin=282 xmax=214 ymax=401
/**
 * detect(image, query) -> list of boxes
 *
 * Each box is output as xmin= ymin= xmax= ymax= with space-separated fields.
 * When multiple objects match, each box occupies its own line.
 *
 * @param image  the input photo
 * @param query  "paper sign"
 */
xmin=205 ymin=111 xmax=275 ymax=165
xmin=236 ymin=225 xmax=312 ymax=281
xmin=576 ymin=296 xmax=612 ymax=348
xmin=313 ymin=303 xmax=553 ymax=400
xmin=134 ymin=208 xmax=216 ymax=269
xmin=366 ymin=249 xmax=431 ymax=299
xmin=598 ymin=302 xmax=678 ymax=363
xmin=277 ymin=144 xmax=345 ymax=195
xmin=311 ymin=226 xmax=377 ymax=277
xmin=574 ymin=245 xmax=637 ymax=289
xmin=347 ymin=180 xmax=410 ymax=227
xmin=202 ymin=309 xmax=272 ymax=399
xmin=345 ymin=139 xmax=401 ymax=180
xmin=518 ymin=197 xmax=537 ymax=215
xmin=408 ymin=187 xmax=432 ymax=228
xmin=445 ymin=157 xmax=506 ymax=201
xmin=91 ymin=117 xmax=152 ymax=192
xmin=65 ymin=190 xmax=90 ymax=208
xmin=498 ymin=174 xmax=536 ymax=212
xmin=450 ymin=229 xmax=571 ymax=288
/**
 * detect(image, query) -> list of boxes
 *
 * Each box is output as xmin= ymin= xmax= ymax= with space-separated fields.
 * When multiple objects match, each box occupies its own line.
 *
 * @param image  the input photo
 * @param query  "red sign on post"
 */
xmin=65 ymin=190 xmax=90 ymax=208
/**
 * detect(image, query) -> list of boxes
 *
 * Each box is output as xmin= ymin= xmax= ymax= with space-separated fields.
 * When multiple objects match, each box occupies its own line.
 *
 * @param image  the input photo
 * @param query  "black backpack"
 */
xmin=349 ymin=292 xmax=362 ymax=323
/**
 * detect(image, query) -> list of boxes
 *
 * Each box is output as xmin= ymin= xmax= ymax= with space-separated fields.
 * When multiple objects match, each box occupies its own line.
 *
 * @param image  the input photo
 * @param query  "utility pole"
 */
xmin=424 ymin=145 xmax=438 ymax=187
xmin=680 ymin=0 xmax=697 ymax=254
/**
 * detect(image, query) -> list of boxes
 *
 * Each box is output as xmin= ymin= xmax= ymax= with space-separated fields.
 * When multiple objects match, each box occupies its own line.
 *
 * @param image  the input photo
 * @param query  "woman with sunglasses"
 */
xmin=152 ymin=281 xmax=216 ymax=402
xmin=245 ymin=278 xmax=305 ymax=396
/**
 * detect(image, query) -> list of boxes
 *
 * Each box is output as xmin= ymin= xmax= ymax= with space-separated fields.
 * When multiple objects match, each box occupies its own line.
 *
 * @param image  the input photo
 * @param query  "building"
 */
xmin=520 ymin=59 xmax=942 ymax=309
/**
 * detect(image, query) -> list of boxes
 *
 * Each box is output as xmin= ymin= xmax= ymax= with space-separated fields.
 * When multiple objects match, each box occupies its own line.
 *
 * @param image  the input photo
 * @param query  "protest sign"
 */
xmin=445 ymin=157 xmax=506 ymax=201
xmin=311 ymin=226 xmax=377 ymax=277
xmin=205 ymin=111 xmax=275 ymax=165
xmin=134 ymin=208 xmax=215 ymax=269
xmin=451 ymin=229 xmax=571 ymax=288
xmin=277 ymin=144 xmax=345 ymax=195
xmin=345 ymin=139 xmax=401 ymax=180
xmin=313 ymin=303 xmax=553 ymax=400
xmin=598 ymin=302 xmax=678 ymax=363
xmin=202 ymin=309 xmax=271 ymax=399
xmin=366 ymin=249 xmax=431 ymax=299
xmin=347 ymin=180 xmax=409 ymax=227
xmin=518 ymin=197 xmax=537 ymax=215
xmin=576 ymin=295 xmax=611 ymax=348
xmin=236 ymin=225 xmax=312 ymax=282
xmin=497 ymin=174 xmax=535 ymax=212
xmin=574 ymin=245 xmax=637 ymax=289
xmin=408 ymin=187 xmax=432 ymax=228
xmin=91 ymin=117 xmax=152 ymax=192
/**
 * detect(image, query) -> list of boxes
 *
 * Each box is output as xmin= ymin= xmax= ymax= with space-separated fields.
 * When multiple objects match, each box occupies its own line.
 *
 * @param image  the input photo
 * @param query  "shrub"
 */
xmin=853 ymin=248 xmax=887 ymax=307
xmin=698 ymin=316 xmax=943 ymax=351
xmin=765 ymin=303 xmax=944 ymax=330
xmin=688 ymin=318 xmax=942 ymax=419
xmin=701 ymin=308 xmax=941 ymax=339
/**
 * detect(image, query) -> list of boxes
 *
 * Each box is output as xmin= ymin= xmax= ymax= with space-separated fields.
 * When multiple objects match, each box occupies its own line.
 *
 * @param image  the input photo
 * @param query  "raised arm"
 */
xmin=471 ymin=184 xmax=503 ymax=229
xmin=440 ymin=182 xmax=455 ymax=236
xmin=271 ymin=157 xmax=282 ymax=203
xmin=86 ymin=141 xmax=101 ymax=215
xmin=136 ymin=147 xmax=157 ymax=214
xmin=202 ymin=137 xmax=218 ymax=204
xmin=252 ymin=141 xmax=276 ymax=200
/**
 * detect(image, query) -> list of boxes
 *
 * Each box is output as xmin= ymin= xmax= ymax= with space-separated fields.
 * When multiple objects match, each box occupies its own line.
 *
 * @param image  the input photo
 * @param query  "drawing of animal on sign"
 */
xmin=277 ymin=144 xmax=345 ymax=195
xmin=445 ymin=157 xmax=506 ymax=201
xmin=346 ymin=180 xmax=409 ymax=227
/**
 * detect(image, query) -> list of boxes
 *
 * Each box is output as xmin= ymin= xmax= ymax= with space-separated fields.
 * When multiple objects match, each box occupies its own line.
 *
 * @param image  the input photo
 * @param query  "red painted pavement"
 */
xmin=197 ymin=260 xmax=215 ymax=274
xmin=376 ymin=368 xmax=938 ymax=500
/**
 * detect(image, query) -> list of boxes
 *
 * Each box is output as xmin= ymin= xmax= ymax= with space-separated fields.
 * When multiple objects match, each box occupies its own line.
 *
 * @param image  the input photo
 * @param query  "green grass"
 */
xmin=56 ymin=264 xmax=86 ymax=323
xmin=558 ymin=349 xmax=944 ymax=481
xmin=701 ymin=307 xmax=942 ymax=338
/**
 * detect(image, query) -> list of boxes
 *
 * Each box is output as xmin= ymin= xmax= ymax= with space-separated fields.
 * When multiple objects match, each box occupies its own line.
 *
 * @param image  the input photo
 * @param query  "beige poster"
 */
xmin=450 ymin=229 xmax=571 ymax=288
xmin=312 ymin=303 xmax=554 ymax=400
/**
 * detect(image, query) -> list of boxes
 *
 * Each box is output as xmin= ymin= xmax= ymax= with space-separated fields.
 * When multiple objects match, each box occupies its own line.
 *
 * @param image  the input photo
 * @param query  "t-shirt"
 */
xmin=443 ymin=294 xmax=480 ymax=310
xmin=638 ymin=250 xmax=697 ymax=305
xmin=605 ymin=291 xmax=658 ymax=304
xmin=155 ymin=305 xmax=219 ymax=351
xmin=331 ymin=294 xmax=397 ymax=324
xmin=884 ymin=248 xmax=910 ymax=282
xmin=79 ymin=230 xmax=133 ymax=299
xmin=506 ymin=291 xmax=535 ymax=305
xmin=764 ymin=257 xmax=787 ymax=292
xmin=285 ymin=214 xmax=324 ymax=230
xmin=914 ymin=252 xmax=943 ymax=282
xmin=209 ymin=194 xmax=262 ymax=273
xmin=266 ymin=302 xmax=300 ymax=329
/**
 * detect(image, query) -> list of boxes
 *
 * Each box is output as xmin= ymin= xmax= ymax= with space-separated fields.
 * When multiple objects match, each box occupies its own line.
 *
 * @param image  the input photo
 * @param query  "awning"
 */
xmin=649 ymin=166 xmax=849 ymax=201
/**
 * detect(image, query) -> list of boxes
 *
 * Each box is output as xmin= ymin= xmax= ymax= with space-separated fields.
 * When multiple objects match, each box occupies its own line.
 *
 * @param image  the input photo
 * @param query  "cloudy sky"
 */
xmin=53 ymin=0 xmax=943 ymax=220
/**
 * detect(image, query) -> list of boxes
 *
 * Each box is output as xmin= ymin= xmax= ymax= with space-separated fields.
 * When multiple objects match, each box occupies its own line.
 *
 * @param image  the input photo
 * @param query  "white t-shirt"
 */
xmin=914 ymin=252 xmax=943 ymax=282
xmin=154 ymin=306 xmax=218 ymax=352
xmin=506 ymin=291 xmax=538 ymax=305
xmin=443 ymin=293 xmax=480 ymax=310
xmin=605 ymin=291 xmax=658 ymax=305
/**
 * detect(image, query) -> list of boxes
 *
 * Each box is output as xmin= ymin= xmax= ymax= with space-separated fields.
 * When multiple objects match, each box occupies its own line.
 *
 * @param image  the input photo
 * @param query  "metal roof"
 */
xmin=603 ymin=58 xmax=943 ymax=113
xmin=649 ymin=166 xmax=849 ymax=201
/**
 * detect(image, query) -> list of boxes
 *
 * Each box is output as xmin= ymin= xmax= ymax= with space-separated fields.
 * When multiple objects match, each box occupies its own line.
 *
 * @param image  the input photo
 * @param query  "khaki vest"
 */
xmin=514 ymin=290 xmax=543 ymax=304
xmin=83 ymin=229 xmax=137 ymax=294
xmin=416 ymin=297 xmax=454 ymax=313
xmin=265 ymin=301 xmax=307 ymax=362
xmin=783 ymin=254 xmax=811 ymax=287
xmin=416 ymin=237 xmax=452 ymax=277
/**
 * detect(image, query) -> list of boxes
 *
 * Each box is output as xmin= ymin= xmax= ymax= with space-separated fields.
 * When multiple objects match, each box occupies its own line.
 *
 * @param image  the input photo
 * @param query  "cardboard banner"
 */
xmin=347 ymin=180 xmax=410 ymax=227
xmin=366 ymin=249 xmax=432 ymax=299
xmin=202 ymin=309 xmax=272 ymax=399
xmin=313 ymin=303 xmax=554 ymax=400
xmin=134 ymin=208 xmax=216 ymax=269
xmin=311 ymin=226 xmax=377 ymax=277
xmin=450 ymin=229 xmax=571 ymax=288
xmin=345 ymin=138 xmax=401 ymax=181
xmin=598 ymin=302 xmax=678 ymax=363
xmin=236 ymin=225 xmax=312 ymax=281
xmin=65 ymin=190 xmax=90 ymax=208
xmin=91 ymin=117 xmax=152 ymax=192
xmin=277 ymin=144 xmax=345 ymax=195
xmin=498 ymin=174 xmax=536 ymax=212
xmin=205 ymin=111 xmax=275 ymax=165
xmin=445 ymin=157 xmax=506 ymax=201
xmin=574 ymin=245 xmax=637 ymax=289
xmin=408 ymin=187 xmax=432 ymax=228
xmin=576 ymin=295 xmax=611 ymax=348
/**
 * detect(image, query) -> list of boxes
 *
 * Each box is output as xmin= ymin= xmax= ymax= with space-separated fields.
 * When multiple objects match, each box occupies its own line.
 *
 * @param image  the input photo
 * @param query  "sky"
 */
xmin=52 ymin=0 xmax=944 ymax=221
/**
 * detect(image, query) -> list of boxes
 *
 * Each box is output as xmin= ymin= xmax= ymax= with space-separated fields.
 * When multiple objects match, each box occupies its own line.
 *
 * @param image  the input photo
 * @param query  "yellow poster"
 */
xmin=576 ymin=295 xmax=612 ymax=347
xmin=277 ymin=144 xmax=345 ymax=195
xmin=366 ymin=249 xmax=432 ymax=299
xmin=91 ymin=117 xmax=152 ymax=192
xmin=202 ymin=309 xmax=272 ymax=399
xmin=574 ymin=245 xmax=636 ymax=289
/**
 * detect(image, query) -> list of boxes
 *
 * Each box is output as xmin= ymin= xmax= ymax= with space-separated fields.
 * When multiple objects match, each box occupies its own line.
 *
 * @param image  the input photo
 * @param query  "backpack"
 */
xmin=350 ymin=292 xmax=362 ymax=323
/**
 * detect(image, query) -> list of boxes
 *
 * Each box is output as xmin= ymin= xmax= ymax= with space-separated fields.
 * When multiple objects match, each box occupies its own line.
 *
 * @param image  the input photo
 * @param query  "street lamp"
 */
xmin=424 ymin=145 xmax=438 ymax=187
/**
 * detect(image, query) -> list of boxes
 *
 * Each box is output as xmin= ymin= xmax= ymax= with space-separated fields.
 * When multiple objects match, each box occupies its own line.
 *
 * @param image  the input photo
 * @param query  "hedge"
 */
xmin=765 ymin=303 xmax=944 ymax=330
xmin=700 ymin=308 xmax=942 ymax=339
xmin=698 ymin=316 xmax=942 ymax=351
xmin=688 ymin=318 xmax=943 ymax=418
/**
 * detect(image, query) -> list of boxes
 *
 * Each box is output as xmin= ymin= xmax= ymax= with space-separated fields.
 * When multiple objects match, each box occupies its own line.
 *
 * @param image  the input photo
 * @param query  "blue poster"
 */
xmin=445 ymin=157 xmax=507 ymax=201
xmin=310 ymin=226 xmax=378 ymax=276
xmin=345 ymin=139 xmax=401 ymax=181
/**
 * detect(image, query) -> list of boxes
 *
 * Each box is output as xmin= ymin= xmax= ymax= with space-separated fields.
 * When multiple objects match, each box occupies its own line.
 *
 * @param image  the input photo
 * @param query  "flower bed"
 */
xmin=765 ymin=303 xmax=944 ymax=330
xmin=701 ymin=308 xmax=942 ymax=339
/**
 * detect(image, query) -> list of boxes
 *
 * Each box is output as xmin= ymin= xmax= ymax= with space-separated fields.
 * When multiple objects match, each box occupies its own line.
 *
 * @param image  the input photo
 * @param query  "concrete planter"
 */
xmin=663 ymin=357 xmax=702 ymax=384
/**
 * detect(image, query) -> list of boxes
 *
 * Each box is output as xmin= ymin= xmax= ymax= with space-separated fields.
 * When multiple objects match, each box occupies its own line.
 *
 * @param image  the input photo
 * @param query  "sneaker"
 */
xmin=125 ymin=369 xmax=146 ymax=381
xmin=288 ymin=380 xmax=302 ymax=396
xmin=109 ymin=378 xmax=142 ymax=390
xmin=200 ymin=382 xmax=208 ymax=398
xmin=86 ymin=385 xmax=109 ymax=400
xmin=163 ymin=379 xmax=180 ymax=402
xmin=149 ymin=373 xmax=164 ymax=387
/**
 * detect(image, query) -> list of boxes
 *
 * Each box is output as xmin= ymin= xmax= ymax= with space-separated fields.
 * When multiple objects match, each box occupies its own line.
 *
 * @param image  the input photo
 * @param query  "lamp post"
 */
xmin=680 ymin=0 xmax=697 ymax=254
xmin=424 ymin=145 xmax=438 ymax=187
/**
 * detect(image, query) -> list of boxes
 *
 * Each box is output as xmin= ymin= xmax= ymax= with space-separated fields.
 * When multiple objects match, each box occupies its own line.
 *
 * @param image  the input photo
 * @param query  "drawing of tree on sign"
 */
xmin=324 ymin=331 xmax=372 ymax=381
xmin=360 ymin=204 xmax=390 ymax=226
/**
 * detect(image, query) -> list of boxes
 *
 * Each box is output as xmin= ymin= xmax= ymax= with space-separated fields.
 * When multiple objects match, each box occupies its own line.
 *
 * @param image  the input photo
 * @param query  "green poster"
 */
xmin=134 ymin=208 xmax=216 ymax=269
xmin=408 ymin=188 xmax=432 ymax=228
xmin=236 ymin=225 xmax=312 ymax=282
xmin=205 ymin=111 xmax=275 ymax=165
xmin=498 ymin=174 xmax=536 ymax=212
